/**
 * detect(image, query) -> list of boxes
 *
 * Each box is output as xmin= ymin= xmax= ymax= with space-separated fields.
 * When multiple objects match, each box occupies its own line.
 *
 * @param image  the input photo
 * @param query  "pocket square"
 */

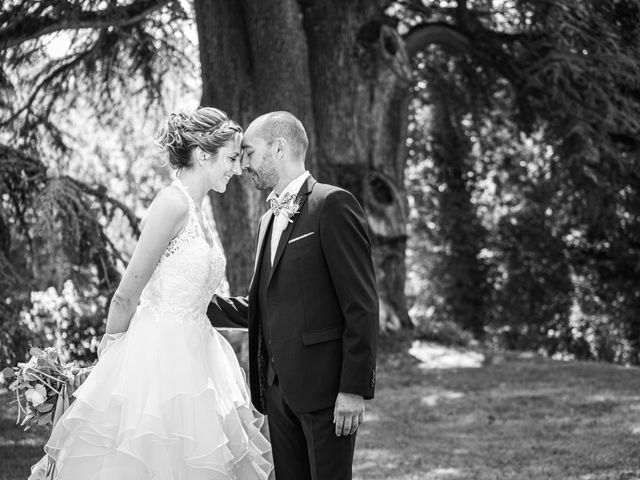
xmin=289 ymin=232 xmax=315 ymax=244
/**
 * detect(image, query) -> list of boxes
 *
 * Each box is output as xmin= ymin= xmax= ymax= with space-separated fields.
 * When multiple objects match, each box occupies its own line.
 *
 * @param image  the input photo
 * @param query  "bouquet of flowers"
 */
xmin=2 ymin=347 xmax=74 ymax=431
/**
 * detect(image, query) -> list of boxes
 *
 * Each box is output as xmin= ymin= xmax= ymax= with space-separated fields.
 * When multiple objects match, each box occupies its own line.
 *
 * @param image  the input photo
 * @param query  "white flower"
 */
xmin=25 ymin=384 xmax=47 ymax=407
xmin=282 ymin=196 xmax=301 ymax=223
xmin=17 ymin=356 xmax=38 ymax=370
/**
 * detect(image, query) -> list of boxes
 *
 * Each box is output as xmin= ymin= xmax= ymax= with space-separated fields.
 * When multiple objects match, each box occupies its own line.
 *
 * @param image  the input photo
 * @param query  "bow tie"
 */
xmin=269 ymin=192 xmax=295 ymax=216
xmin=269 ymin=193 xmax=304 ymax=223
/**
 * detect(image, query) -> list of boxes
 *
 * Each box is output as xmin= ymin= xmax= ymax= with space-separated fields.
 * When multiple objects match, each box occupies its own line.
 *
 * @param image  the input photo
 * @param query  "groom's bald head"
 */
xmin=250 ymin=111 xmax=308 ymax=162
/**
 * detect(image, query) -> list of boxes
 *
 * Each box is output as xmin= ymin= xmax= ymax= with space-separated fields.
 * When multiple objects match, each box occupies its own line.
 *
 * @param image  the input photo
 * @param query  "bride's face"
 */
xmin=201 ymin=134 xmax=243 ymax=193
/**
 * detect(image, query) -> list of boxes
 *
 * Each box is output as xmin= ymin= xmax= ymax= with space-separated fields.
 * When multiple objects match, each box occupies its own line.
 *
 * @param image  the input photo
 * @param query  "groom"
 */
xmin=207 ymin=111 xmax=378 ymax=480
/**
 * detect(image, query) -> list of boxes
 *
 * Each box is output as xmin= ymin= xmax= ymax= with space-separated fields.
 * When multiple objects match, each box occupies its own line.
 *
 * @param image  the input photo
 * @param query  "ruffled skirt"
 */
xmin=29 ymin=304 xmax=272 ymax=480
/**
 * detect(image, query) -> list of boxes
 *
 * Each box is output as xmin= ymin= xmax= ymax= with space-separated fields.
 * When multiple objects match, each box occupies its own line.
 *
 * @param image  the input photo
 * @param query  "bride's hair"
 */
xmin=155 ymin=108 xmax=242 ymax=170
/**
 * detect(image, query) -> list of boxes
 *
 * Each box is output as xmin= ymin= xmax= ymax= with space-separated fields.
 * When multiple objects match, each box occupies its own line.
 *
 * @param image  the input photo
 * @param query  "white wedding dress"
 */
xmin=29 ymin=180 xmax=272 ymax=480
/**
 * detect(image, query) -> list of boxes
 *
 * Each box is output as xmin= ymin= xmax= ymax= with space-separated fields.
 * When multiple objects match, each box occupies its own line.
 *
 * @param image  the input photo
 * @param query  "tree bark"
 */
xmin=301 ymin=2 xmax=414 ymax=329
xmin=430 ymin=83 xmax=487 ymax=337
xmin=195 ymin=0 xmax=421 ymax=328
xmin=195 ymin=0 xmax=316 ymax=292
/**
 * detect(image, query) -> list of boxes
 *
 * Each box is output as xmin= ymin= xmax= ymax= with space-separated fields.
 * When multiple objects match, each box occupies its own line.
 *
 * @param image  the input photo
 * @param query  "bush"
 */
xmin=21 ymin=281 xmax=107 ymax=366
xmin=411 ymin=305 xmax=475 ymax=348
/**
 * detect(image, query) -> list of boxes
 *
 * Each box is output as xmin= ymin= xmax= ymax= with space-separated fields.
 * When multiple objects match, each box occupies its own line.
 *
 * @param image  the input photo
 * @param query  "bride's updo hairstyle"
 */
xmin=155 ymin=107 xmax=242 ymax=170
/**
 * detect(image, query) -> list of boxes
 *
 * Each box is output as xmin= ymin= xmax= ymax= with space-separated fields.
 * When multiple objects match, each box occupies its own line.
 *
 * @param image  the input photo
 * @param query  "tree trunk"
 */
xmin=195 ymin=0 xmax=413 ymax=328
xmin=194 ymin=0 xmax=316 ymax=292
xmin=430 ymin=77 xmax=487 ymax=338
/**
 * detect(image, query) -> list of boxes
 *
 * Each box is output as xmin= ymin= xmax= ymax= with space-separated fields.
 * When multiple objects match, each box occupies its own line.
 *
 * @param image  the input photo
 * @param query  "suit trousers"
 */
xmin=265 ymin=378 xmax=356 ymax=480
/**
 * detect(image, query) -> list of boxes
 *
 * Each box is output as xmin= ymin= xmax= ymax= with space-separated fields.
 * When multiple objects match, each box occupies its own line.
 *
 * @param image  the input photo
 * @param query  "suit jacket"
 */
xmin=207 ymin=175 xmax=378 ymax=414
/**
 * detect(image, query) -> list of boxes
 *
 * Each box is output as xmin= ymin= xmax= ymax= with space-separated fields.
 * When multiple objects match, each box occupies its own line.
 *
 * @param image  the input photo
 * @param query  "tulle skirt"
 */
xmin=29 ymin=304 xmax=273 ymax=480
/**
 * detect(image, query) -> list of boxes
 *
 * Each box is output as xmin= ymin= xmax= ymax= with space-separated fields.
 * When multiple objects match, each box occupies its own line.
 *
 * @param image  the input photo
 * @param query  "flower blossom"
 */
xmin=25 ymin=384 xmax=47 ymax=407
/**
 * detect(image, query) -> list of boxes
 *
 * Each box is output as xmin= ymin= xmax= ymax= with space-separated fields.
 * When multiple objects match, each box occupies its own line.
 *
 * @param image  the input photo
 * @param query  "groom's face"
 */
xmin=241 ymin=128 xmax=279 ymax=191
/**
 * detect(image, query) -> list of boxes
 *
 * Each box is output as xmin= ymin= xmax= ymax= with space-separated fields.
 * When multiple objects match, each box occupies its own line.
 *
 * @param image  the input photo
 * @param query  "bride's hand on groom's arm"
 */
xmin=333 ymin=392 xmax=365 ymax=437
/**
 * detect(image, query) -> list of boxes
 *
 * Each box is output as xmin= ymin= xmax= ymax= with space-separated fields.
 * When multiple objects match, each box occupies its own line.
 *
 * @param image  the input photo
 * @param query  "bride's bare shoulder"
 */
xmin=140 ymin=185 xmax=189 ymax=231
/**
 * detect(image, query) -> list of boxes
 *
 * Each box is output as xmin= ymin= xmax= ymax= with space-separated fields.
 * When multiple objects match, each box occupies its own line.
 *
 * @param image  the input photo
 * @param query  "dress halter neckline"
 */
xmin=173 ymin=177 xmax=198 ymax=210
xmin=172 ymin=177 xmax=215 ymax=250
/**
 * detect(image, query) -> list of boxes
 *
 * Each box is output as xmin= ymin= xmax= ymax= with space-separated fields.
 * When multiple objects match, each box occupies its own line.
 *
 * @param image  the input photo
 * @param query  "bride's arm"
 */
xmin=105 ymin=187 xmax=188 ymax=334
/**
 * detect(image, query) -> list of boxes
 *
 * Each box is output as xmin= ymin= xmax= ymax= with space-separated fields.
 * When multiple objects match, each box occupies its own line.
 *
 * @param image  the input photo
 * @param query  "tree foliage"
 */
xmin=403 ymin=0 xmax=640 ymax=361
xmin=0 ymin=0 xmax=197 ymax=366
xmin=2 ymin=0 xmax=640 ymax=367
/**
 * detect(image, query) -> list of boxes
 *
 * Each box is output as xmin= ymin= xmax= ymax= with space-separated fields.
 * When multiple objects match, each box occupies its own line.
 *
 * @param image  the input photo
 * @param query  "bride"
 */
xmin=29 ymin=108 xmax=273 ymax=480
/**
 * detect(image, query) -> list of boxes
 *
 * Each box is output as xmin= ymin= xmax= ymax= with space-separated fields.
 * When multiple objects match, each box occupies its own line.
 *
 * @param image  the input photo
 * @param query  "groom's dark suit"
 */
xmin=207 ymin=175 xmax=378 ymax=480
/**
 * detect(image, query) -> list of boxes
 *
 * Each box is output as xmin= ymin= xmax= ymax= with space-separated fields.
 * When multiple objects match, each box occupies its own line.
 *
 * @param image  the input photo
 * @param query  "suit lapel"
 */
xmin=249 ymin=211 xmax=273 ymax=293
xmin=255 ymin=211 xmax=273 ymax=272
xmin=268 ymin=176 xmax=317 ymax=285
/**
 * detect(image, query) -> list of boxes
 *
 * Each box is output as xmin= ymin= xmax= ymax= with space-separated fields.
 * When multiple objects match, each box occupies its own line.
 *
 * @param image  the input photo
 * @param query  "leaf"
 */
xmin=2 ymin=367 xmax=15 ymax=379
xmin=37 ymin=411 xmax=52 ymax=426
xmin=21 ymin=413 xmax=34 ymax=426
xmin=37 ymin=402 xmax=54 ymax=413
xmin=30 ymin=347 xmax=45 ymax=358
xmin=46 ymin=349 xmax=59 ymax=361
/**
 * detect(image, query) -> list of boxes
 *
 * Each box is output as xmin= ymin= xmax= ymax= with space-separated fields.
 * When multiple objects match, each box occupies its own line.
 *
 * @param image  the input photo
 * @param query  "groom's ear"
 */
xmin=275 ymin=137 xmax=287 ymax=159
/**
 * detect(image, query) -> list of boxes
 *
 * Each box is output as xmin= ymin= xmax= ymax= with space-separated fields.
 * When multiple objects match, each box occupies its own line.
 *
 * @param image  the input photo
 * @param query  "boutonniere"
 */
xmin=270 ymin=193 xmax=303 ymax=223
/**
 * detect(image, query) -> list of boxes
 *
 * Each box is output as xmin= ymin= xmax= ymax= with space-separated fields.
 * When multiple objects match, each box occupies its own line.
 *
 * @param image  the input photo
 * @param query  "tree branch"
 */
xmin=0 ymin=143 xmax=140 ymax=237
xmin=0 ymin=42 xmax=99 ymax=127
xmin=403 ymin=22 xmax=472 ymax=58
xmin=457 ymin=0 xmax=468 ymax=20
xmin=396 ymin=0 xmax=458 ymax=18
xmin=66 ymin=177 xmax=141 ymax=237
xmin=0 ymin=0 xmax=172 ymax=49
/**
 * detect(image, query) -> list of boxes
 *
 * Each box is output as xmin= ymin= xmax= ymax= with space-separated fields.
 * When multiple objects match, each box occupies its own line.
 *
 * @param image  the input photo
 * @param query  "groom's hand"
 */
xmin=333 ymin=392 xmax=365 ymax=437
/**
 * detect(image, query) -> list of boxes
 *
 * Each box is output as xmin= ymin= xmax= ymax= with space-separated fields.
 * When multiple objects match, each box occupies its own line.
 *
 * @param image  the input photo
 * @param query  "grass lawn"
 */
xmin=2 ymin=340 xmax=640 ymax=480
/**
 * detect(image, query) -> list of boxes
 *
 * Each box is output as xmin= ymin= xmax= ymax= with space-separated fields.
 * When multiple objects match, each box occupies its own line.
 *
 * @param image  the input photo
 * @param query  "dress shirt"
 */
xmin=266 ymin=170 xmax=310 ymax=265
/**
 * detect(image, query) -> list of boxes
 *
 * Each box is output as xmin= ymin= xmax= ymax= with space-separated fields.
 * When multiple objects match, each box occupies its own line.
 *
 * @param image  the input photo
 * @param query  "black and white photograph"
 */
xmin=1 ymin=1 xmax=640 ymax=479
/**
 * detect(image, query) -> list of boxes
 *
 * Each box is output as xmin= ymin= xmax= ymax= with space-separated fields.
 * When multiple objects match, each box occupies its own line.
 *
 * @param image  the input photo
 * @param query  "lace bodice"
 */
xmin=138 ymin=179 xmax=226 ymax=324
